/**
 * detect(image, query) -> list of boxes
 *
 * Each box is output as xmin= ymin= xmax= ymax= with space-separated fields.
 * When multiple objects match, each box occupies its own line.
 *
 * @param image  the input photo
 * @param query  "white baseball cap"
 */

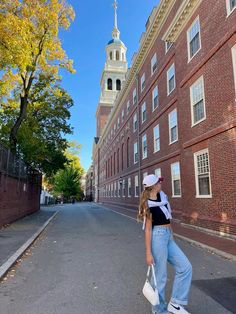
xmin=142 ymin=174 xmax=164 ymax=187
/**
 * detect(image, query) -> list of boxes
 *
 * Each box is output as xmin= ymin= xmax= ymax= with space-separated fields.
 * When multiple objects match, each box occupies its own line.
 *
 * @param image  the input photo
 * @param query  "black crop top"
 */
xmin=148 ymin=192 xmax=170 ymax=227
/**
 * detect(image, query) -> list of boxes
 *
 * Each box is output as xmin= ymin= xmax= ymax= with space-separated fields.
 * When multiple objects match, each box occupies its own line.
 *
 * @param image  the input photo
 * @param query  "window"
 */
xmin=134 ymin=142 xmax=138 ymax=164
xmin=187 ymin=17 xmax=201 ymax=61
xmin=167 ymin=63 xmax=176 ymax=95
xmin=111 ymin=183 xmax=113 ymax=197
xmin=231 ymin=45 xmax=236 ymax=97
xmin=107 ymin=78 xmax=113 ymax=90
xmin=141 ymin=73 xmax=146 ymax=91
xmin=226 ymin=0 xmax=236 ymax=15
xmin=141 ymin=102 xmax=147 ymax=123
xmin=142 ymin=134 xmax=147 ymax=159
xmin=194 ymin=149 xmax=212 ymax=197
xmin=151 ymin=53 xmax=157 ymax=74
xmin=127 ymin=137 xmax=130 ymax=168
xmin=117 ymin=148 xmax=119 ymax=173
xmin=116 ymin=79 xmax=121 ymax=91
xmin=118 ymin=180 xmax=121 ymax=197
xmin=122 ymin=179 xmax=125 ymax=197
xmin=133 ymin=113 xmax=138 ymax=132
xmin=153 ymin=125 xmax=160 ymax=152
xmin=121 ymin=143 xmax=124 ymax=171
xmin=155 ymin=168 xmax=161 ymax=178
xmin=135 ymin=175 xmax=139 ymax=197
xmin=128 ymin=177 xmax=131 ymax=197
xmin=117 ymin=117 xmax=120 ymax=128
xmin=171 ymin=162 xmax=181 ymax=197
xmin=127 ymin=100 xmax=130 ymax=113
xmin=165 ymin=41 xmax=173 ymax=53
xmin=133 ymin=88 xmax=137 ymax=105
xmin=110 ymin=51 xmax=113 ymax=60
xmin=169 ymin=109 xmax=178 ymax=144
xmin=190 ymin=76 xmax=206 ymax=125
xmin=152 ymin=86 xmax=159 ymax=111
xmin=114 ymin=152 xmax=116 ymax=175
xmin=121 ymin=109 xmax=124 ymax=122
xmin=116 ymin=50 xmax=120 ymax=60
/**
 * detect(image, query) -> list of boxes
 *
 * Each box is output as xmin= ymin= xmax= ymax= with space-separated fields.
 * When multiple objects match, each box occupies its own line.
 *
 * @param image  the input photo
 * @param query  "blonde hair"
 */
xmin=137 ymin=186 xmax=153 ymax=222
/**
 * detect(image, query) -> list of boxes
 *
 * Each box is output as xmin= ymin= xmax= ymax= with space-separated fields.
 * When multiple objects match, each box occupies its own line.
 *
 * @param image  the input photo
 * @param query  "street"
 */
xmin=0 ymin=203 xmax=235 ymax=314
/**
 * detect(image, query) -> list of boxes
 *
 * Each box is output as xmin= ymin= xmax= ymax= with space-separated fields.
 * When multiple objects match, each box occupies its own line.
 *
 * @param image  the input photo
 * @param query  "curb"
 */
xmin=174 ymin=233 xmax=236 ymax=262
xmin=0 ymin=210 xmax=60 ymax=281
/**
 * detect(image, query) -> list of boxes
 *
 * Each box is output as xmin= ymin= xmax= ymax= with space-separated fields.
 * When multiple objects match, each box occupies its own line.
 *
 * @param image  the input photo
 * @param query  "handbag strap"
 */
xmin=146 ymin=265 xmax=158 ymax=288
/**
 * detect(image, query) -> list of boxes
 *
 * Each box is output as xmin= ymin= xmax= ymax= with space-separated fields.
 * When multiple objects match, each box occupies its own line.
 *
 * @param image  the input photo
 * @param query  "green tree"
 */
xmin=0 ymin=0 xmax=75 ymax=150
xmin=53 ymin=166 xmax=83 ymax=201
xmin=0 ymin=75 xmax=74 ymax=176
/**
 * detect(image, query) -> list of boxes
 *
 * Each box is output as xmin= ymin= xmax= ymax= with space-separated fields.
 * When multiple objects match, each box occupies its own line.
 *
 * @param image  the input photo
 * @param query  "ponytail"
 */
xmin=137 ymin=186 xmax=152 ymax=222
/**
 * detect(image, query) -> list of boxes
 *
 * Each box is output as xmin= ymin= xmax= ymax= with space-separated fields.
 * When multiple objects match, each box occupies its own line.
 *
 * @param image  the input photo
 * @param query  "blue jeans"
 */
xmin=151 ymin=226 xmax=192 ymax=314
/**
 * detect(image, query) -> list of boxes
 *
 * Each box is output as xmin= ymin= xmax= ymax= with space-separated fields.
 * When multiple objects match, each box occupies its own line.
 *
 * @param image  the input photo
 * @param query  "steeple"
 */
xmin=112 ymin=0 xmax=120 ymax=40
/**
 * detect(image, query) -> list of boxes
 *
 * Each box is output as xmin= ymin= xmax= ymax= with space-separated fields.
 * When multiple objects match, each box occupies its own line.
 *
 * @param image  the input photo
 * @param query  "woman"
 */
xmin=138 ymin=174 xmax=192 ymax=314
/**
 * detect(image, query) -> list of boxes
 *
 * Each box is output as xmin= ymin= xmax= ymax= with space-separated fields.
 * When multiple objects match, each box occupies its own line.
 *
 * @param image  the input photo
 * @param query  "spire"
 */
xmin=112 ymin=0 xmax=120 ymax=39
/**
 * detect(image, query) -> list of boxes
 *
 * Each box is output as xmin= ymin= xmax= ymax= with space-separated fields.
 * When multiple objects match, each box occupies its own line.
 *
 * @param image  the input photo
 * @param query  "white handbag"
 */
xmin=142 ymin=264 xmax=160 ymax=306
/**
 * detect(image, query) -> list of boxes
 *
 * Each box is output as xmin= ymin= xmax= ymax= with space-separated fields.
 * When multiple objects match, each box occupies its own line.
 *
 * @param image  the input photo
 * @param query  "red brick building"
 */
xmin=92 ymin=0 xmax=236 ymax=236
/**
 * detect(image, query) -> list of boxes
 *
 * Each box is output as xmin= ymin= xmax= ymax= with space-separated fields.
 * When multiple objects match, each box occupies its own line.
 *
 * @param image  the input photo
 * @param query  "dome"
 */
xmin=107 ymin=38 xmax=124 ymax=46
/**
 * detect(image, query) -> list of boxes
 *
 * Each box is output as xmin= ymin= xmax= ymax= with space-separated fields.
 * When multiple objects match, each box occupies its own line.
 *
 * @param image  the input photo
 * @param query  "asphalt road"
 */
xmin=0 ymin=202 xmax=235 ymax=314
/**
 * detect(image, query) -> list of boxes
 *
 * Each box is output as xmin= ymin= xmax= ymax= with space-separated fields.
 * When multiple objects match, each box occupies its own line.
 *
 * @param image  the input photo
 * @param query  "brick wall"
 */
xmin=0 ymin=173 xmax=42 ymax=227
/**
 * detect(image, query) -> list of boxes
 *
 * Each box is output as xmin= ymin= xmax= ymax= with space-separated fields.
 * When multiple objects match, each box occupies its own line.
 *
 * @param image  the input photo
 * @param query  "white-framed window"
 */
xmin=169 ymin=109 xmax=178 ymax=144
xmin=152 ymin=86 xmax=159 ymax=111
xmin=155 ymin=168 xmax=161 ymax=178
xmin=128 ymin=177 xmax=131 ymax=197
xmin=167 ymin=63 xmax=176 ymax=95
xmin=231 ymin=44 xmax=236 ymax=98
xmin=117 ymin=117 xmax=120 ymax=128
xmin=190 ymin=76 xmax=206 ymax=126
xmin=187 ymin=17 xmax=201 ymax=61
xmin=194 ymin=149 xmax=212 ymax=197
xmin=153 ymin=124 xmax=160 ymax=152
xmin=226 ymin=0 xmax=236 ymax=15
xmin=135 ymin=175 xmax=139 ymax=197
xmin=151 ymin=53 xmax=157 ymax=75
xmin=133 ymin=88 xmax=137 ymax=105
xmin=133 ymin=113 xmax=138 ymax=132
xmin=141 ymin=102 xmax=147 ymax=123
xmin=122 ymin=179 xmax=125 ymax=197
xmin=127 ymin=100 xmax=130 ymax=113
xmin=142 ymin=134 xmax=147 ymax=159
xmin=171 ymin=162 xmax=181 ymax=197
xmin=121 ymin=109 xmax=125 ymax=122
xmin=165 ymin=41 xmax=173 ymax=53
xmin=134 ymin=142 xmax=138 ymax=164
xmin=141 ymin=73 xmax=146 ymax=91
xmin=111 ymin=183 xmax=113 ymax=197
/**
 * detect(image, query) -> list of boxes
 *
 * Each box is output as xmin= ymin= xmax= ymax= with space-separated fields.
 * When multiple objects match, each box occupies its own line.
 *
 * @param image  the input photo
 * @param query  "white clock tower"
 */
xmin=96 ymin=0 xmax=128 ymax=137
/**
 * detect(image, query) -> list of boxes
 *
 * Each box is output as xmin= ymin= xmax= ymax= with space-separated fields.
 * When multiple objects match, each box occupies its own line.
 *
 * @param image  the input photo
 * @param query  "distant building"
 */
xmin=92 ymin=0 xmax=236 ymax=236
xmin=84 ymin=164 xmax=94 ymax=201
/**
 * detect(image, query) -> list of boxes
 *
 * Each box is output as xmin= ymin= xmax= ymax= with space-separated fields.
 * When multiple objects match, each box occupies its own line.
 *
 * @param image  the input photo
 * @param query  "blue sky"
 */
xmin=60 ymin=0 xmax=159 ymax=171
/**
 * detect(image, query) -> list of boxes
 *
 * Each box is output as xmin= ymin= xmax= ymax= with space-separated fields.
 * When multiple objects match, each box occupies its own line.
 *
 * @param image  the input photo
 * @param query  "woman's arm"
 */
xmin=145 ymin=217 xmax=154 ymax=266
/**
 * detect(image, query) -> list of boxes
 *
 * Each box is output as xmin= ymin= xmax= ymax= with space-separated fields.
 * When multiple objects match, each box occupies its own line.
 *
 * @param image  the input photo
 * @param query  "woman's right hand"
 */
xmin=146 ymin=253 xmax=155 ymax=266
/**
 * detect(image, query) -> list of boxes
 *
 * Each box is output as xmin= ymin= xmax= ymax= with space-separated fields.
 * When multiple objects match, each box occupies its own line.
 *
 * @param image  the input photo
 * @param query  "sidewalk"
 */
xmin=0 ymin=206 xmax=59 ymax=279
xmin=100 ymin=203 xmax=236 ymax=260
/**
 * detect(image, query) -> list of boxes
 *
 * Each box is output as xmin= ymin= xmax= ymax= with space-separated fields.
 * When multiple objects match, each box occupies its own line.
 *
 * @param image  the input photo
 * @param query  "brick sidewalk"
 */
xmin=100 ymin=203 xmax=236 ymax=258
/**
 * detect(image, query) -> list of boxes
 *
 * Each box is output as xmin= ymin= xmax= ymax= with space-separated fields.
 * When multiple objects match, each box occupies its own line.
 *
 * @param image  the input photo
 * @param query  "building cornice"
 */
xmin=162 ymin=0 xmax=203 ymax=43
xmin=93 ymin=0 xmax=176 ymax=155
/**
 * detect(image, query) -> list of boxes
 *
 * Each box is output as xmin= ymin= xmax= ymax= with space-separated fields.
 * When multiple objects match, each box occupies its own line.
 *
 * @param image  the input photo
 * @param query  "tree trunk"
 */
xmin=9 ymin=95 xmax=28 ymax=152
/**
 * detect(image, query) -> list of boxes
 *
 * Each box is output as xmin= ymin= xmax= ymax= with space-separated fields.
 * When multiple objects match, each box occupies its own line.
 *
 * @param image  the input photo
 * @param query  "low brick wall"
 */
xmin=0 ymin=173 xmax=42 ymax=227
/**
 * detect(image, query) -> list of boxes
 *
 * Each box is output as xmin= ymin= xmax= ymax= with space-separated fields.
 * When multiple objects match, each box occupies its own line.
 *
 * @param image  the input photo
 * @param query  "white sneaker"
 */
xmin=167 ymin=302 xmax=190 ymax=314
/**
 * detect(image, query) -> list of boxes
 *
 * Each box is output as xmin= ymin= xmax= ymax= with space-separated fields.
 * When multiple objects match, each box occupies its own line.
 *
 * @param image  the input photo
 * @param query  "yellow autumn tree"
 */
xmin=0 ymin=0 xmax=75 ymax=150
